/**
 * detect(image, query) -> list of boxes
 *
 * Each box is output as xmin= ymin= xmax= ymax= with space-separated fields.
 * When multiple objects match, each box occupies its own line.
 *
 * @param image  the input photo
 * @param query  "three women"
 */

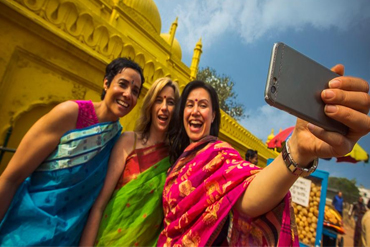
xmin=1 ymin=58 xmax=370 ymax=247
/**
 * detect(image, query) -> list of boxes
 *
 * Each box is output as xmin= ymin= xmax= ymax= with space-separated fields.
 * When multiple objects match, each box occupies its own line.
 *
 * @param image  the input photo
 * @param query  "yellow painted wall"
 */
xmin=0 ymin=0 xmax=277 ymax=172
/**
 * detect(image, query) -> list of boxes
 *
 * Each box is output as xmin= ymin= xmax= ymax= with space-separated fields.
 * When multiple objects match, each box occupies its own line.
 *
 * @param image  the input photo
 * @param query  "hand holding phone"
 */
xmin=264 ymin=42 xmax=349 ymax=135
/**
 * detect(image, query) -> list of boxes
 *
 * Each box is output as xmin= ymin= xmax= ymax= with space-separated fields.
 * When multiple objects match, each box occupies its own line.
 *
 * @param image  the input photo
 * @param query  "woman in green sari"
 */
xmin=80 ymin=77 xmax=180 ymax=246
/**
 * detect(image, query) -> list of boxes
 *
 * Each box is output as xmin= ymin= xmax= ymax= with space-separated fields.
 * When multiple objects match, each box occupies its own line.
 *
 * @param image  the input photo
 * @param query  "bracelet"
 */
xmin=281 ymin=137 xmax=318 ymax=177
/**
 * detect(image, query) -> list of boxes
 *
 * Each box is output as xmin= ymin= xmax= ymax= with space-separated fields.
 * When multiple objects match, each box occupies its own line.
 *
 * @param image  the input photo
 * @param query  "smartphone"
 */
xmin=264 ymin=42 xmax=348 ymax=135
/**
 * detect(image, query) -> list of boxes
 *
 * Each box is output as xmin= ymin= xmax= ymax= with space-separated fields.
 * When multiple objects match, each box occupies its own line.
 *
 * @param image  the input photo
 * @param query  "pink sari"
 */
xmin=157 ymin=136 xmax=299 ymax=246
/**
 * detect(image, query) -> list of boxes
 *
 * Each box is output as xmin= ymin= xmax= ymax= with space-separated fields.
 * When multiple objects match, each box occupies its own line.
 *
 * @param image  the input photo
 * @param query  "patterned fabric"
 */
xmin=116 ymin=142 xmax=170 ymax=188
xmin=0 ymin=121 xmax=122 ymax=246
xmin=95 ymin=143 xmax=171 ymax=246
xmin=75 ymin=100 xmax=99 ymax=129
xmin=157 ymin=136 xmax=299 ymax=247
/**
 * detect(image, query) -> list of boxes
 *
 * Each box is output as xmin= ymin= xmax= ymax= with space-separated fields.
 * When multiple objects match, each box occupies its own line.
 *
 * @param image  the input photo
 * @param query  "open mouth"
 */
xmin=158 ymin=115 xmax=168 ymax=121
xmin=189 ymin=120 xmax=203 ymax=131
xmin=117 ymin=99 xmax=129 ymax=108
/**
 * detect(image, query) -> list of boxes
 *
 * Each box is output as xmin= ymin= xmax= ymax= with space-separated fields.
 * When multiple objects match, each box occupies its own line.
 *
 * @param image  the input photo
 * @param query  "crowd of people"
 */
xmin=0 ymin=57 xmax=370 ymax=246
xmin=331 ymin=192 xmax=370 ymax=246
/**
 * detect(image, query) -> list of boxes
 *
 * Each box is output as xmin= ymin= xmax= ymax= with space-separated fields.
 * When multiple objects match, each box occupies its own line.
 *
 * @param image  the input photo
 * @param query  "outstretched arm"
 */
xmin=0 ymin=101 xmax=78 ymax=221
xmin=79 ymin=132 xmax=135 ymax=246
xmin=236 ymin=65 xmax=370 ymax=218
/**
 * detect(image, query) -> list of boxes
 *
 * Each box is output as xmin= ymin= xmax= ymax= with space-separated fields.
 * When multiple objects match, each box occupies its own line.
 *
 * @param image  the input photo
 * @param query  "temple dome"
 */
xmin=160 ymin=33 xmax=182 ymax=59
xmin=123 ymin=0 xmax=161 ymax=34
xmin=266 ymin=129 xmax=275 ymax=145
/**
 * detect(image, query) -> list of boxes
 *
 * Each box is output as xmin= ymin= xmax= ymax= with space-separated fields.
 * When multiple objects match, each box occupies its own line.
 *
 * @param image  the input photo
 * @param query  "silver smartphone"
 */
xmin=264 ymin=42 xmax=348 ymax=135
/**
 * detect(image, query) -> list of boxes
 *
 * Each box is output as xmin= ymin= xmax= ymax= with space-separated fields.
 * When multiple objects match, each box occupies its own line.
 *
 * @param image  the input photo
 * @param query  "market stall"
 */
xmin=290 ymin=169 xmax=328 ymax=247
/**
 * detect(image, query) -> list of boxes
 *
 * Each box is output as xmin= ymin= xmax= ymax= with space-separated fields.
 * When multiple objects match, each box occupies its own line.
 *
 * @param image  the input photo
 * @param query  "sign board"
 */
xmin=290 ymin=177 xmax=312 ymax=207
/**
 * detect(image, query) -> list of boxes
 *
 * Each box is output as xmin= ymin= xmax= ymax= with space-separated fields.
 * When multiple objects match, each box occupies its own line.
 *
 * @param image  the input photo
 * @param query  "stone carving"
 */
xmin=72 ymin=82 xmax=87 ymax=100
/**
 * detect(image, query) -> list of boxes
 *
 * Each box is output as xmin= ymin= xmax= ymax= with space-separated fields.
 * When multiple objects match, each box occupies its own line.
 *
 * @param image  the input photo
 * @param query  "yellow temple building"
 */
xmin=0 ymin=0 xmax=277 ymax=171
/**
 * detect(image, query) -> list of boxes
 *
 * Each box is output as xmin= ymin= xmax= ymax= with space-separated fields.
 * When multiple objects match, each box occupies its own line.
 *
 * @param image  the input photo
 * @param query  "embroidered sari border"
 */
xmin=37 ymin=121 xmax=122 ymax=171
xmin=60 ymin=121 xmax=120 ymax=143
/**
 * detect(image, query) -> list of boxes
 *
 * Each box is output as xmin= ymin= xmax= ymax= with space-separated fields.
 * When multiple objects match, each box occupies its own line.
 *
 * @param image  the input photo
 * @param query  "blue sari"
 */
xmin=0 ymin=121 xmax=122 ymax=246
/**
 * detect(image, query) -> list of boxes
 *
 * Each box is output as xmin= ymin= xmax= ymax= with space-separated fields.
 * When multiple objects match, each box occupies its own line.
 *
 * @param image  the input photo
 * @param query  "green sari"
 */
xmin=95 ymin=143 xmax=170 ymax=246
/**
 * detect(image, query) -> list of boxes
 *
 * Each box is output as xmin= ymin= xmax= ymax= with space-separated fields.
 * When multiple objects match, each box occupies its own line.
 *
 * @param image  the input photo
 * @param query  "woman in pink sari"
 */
xmin=158 ymin=65 xmax=370 ymax=246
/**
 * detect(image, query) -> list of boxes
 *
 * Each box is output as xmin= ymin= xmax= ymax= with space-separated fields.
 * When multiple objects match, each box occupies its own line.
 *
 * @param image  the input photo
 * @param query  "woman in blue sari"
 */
xmin=0 ymin=57 xmax=144 ymax=246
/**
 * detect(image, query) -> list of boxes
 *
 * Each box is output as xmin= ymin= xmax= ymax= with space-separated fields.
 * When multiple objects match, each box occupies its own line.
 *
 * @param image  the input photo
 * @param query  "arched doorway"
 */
xmin=0 ymin=103 xmax=57 ymax=173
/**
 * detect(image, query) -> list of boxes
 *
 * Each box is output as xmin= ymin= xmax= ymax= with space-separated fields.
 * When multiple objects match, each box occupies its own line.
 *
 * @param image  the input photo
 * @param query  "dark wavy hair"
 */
xmin=169 ymin=80 xmax=221 ymax=164
xmin=101 ymin=57 xmax=145 ymax=100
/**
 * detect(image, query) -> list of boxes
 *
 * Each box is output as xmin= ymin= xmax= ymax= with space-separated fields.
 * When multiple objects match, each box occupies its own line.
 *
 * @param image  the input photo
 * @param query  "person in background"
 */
xmin=245 ymin=149 xmax=258 ymax=165
xmin=353 ymin=197 xmax=367 ymax=246
xmin=361 ymin=200 xmax=370 ymax=247
xmin=79 ymin=78 xmax=180 ymax=246
xmin=0 ymin=57 xmax=144 ymax=246
xmin=332 ymin=191 xmax=344 ymax=216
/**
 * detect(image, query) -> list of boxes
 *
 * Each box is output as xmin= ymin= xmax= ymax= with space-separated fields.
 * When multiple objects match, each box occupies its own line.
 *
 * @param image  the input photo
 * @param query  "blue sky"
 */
xmin=155 ymin=0 xmax=370 ymax=188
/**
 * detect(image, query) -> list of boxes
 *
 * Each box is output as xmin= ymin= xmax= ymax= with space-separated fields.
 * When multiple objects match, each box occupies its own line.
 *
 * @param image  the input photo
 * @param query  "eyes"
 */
xmin=186 ymin=101 xmax=208 ymax=109
xmin=132 ymin=88 xmax=140 ymax=97
xmin=155 ymin=97 xmax=175 ymax=106
xmin=118 ymin=80 xmax=140 ymax=97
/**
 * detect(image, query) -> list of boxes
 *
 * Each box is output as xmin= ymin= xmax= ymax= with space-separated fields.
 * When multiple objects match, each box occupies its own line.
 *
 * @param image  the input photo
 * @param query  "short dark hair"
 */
xmin=101 ymin=57 xmax=145 ymax=100
xmin=245 ymin=149 xmax=258 ymax=161
xmin=169 ymin=80 xmax=221 ymax=164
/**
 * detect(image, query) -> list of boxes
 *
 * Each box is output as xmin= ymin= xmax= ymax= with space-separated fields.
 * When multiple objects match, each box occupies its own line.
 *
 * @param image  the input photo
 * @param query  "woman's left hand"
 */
xmin=289 ymin=64 xmax=370 ymax=165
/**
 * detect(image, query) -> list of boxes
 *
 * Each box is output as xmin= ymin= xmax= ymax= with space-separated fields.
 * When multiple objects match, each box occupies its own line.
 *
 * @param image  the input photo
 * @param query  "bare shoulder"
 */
xmin=48 ymin=101 xmax=79 ymax=122
xmin=41 ymin=101 xmax=79 ymax=133
xmin=113 ymin=131 xmax=136 ymax=155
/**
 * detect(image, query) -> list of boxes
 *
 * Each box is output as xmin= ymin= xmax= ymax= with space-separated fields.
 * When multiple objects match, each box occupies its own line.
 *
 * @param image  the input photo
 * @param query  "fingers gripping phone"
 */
xmin=264 ymin=42 xmax=349 ymax=135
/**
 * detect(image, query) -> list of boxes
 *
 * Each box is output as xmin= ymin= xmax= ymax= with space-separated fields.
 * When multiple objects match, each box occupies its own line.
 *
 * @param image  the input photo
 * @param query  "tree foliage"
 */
xmin=197 ymin=67 xmax=245 ymax=120
xmin=328 ymin=176 xmax=360 ymax=203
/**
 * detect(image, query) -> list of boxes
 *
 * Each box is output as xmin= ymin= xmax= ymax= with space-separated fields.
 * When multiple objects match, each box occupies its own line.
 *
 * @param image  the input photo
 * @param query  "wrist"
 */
xmin=286 ymin=136 xmax=316 ymax=167
xmin=282 ymin=137 xmax=318 ymax=177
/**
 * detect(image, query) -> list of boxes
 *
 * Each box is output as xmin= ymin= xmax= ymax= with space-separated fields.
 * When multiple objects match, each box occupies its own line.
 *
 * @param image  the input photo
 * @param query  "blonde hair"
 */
xmin=135 ymin=77 xmax=180 ymax=142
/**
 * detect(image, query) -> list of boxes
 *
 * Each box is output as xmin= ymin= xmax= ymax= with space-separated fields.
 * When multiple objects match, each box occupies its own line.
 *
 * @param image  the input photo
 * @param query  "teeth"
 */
xmin=189 ymin=120 xmax=202 ymax=128
xmin=117 ymin=100 xmax=128 ymax=108
xmin=158 ymin=116 xmax=168 ymax=120
xmin=190 ymin=120 xmax=202 ymax=125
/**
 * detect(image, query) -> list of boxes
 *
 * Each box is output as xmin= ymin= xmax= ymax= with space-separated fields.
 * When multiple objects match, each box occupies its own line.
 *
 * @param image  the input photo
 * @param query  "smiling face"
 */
xmin=103 ymin=67 xmax=142 ymax=121
xmin=184 ymin=87 xmax=215 ymax=142
xmin=151 ymin=85 xmax=176 ymax=133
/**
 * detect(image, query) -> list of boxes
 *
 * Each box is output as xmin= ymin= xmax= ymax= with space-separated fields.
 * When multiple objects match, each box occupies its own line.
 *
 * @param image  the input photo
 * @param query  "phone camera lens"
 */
xmin=271 ymin=86 xmax=276 ymax=94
